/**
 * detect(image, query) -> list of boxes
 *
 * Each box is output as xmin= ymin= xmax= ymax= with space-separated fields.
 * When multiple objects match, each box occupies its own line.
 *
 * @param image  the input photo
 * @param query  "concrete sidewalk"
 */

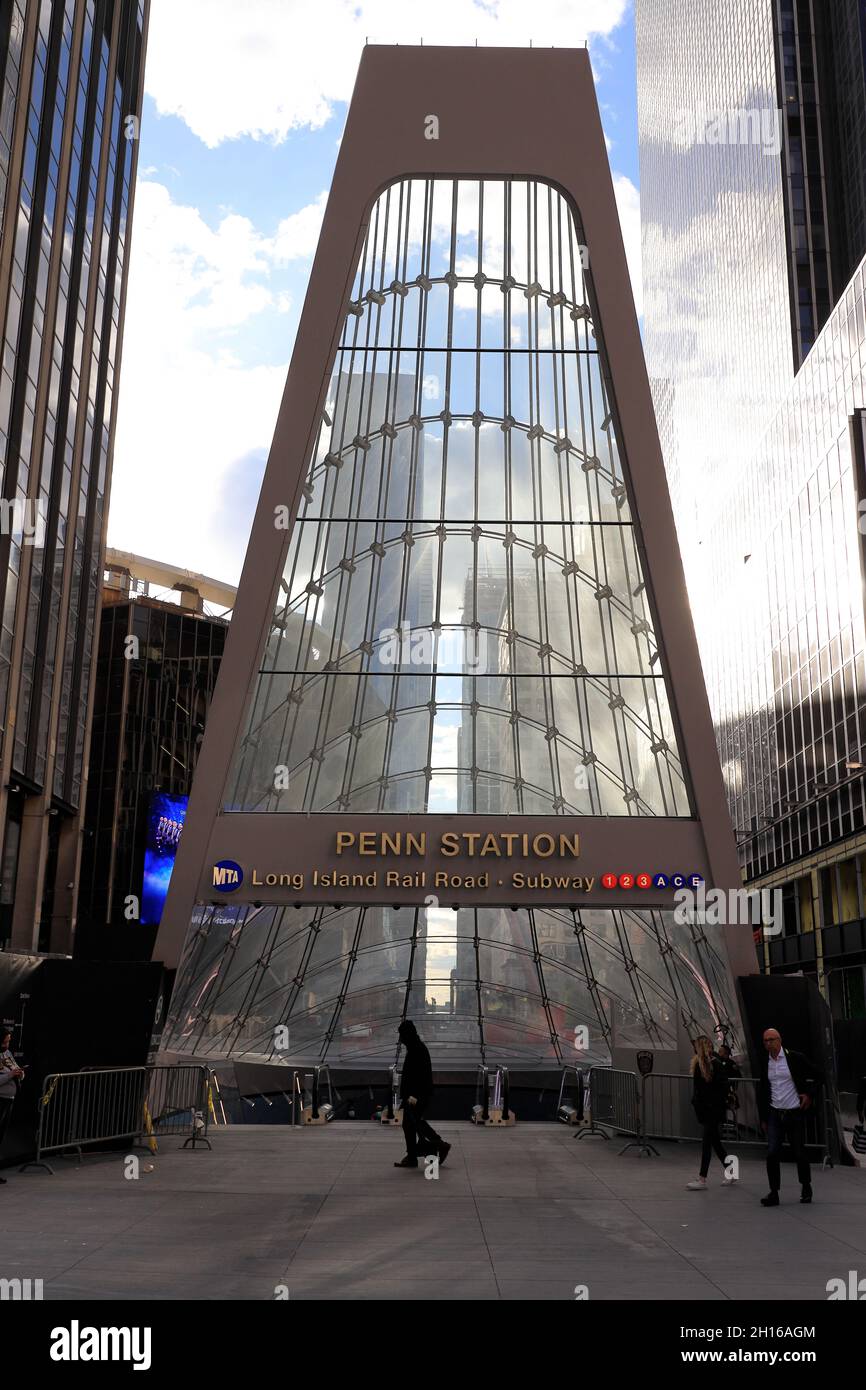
xmin=2 ymin=1122 xmax=865 ymax=1300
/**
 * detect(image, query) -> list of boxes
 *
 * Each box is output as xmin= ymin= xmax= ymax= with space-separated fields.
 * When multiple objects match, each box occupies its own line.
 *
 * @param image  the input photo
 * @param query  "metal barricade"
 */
xmin=289 ymin=1069 xmax=304 ymax=1127
xmin=491 ymin=1065 xmax=513 ymax=1123
xmin=290 ymin=1065 xmax=336 ymax=1126
xmin=472 ymin=1064 xmax=490 ymax=1123
xmin=643 ymin=1072 xmax=704 ymax=1142
xmin=577 ymin=1066 xmax=639 ymax=1141
xmin=642 ymin=1073 xmax=765 ymax=1145
xmin=470 ymin=1065 xmax=515 ymax=1124
xmin=383 ymin=1066 xmax=402 ymax=1124
xmin=556 ymin=1065 xmax=586 ymax=1126
xmin=571 ymin=1067 xmax=835 ymax=1165
xmin=641 ymin=1073 xmax=832 ymax=1164
xmin=723 ymin=1076 xmax=764 ymax=1146
xmin=208 ymin=1070 xmax=227 ymax=1125
xmin=22 ymin=1064 xmax=211 ymax=1173
xmin=144 ymin=1065 xmax=212 ymax=1150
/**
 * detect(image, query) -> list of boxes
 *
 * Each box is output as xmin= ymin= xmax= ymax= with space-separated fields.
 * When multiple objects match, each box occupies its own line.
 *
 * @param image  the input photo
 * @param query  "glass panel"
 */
xmin=226 ymin=176 xmax=685 ymax=816
xmin=163 ymin=901 xmax=739 ymax=1068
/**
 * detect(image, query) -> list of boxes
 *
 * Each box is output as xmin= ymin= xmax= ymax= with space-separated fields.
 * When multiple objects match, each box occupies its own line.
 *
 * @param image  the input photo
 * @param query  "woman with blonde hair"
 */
xmin=686 ymin=1035 xmax=735 ymax=1190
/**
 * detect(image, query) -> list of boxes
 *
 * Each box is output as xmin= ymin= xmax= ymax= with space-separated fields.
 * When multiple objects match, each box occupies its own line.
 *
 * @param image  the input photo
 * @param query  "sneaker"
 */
xmin=0 ymin=1176 xmax=6 ymax=1185
xmin=800 ymin=1185 xmax=812 ymax=1204
xmin=686 ymin=1178 xmax=707 ymax=1190
xmin=760 ymin=1191 xmax=779 ymax=1207
xmin=393 ymin=1157 xmax=418 ymax=1168
xmin=437 ymin=1141 xmax=451 ymax=1167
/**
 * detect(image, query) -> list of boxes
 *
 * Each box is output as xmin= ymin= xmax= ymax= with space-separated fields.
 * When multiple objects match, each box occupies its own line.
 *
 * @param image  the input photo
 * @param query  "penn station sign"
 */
xmin=202 ymin=819 xmax=712 ymax=906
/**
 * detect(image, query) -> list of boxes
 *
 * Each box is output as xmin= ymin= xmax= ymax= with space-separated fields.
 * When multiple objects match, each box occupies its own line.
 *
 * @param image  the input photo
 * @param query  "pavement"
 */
xmin=2 ymin=1121 xmax=865 ymax=1300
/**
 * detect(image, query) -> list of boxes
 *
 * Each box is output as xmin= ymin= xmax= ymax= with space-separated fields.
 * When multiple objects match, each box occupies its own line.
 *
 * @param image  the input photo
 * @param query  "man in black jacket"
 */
xmin=394 ymin=1020 xmax=451 ymax=1170
xmin=757 ymin=1027 xmax=821 ymax=1207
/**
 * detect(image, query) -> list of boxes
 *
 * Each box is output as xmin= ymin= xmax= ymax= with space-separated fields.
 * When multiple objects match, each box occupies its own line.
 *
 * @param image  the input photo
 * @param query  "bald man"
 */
xmin=757 ymin=1028 xmax=821 ymax=1207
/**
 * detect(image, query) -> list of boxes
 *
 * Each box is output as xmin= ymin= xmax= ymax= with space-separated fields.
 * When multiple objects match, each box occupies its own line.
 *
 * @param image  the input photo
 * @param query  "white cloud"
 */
xmin=118 ymin=1 xmax=635 ymax=582
xmin=144 ymin=0 xmax=629 ymax=147
xmin=109 ymin=181 xmax=321 ymax=580
xmin=271 ymin=190 xmax=329 ymax=262
xmin=111 ymin=169 xmax=640 ymax=583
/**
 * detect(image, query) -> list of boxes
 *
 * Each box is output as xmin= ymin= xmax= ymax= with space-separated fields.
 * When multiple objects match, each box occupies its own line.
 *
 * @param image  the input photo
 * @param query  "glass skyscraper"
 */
xmin=0 ymin=1 xmax=148 ymax=952
xmin=637 ymin=0 xmax=866 ymax=1020
xmin=155 ymin=45 xmax=754 ymax=1073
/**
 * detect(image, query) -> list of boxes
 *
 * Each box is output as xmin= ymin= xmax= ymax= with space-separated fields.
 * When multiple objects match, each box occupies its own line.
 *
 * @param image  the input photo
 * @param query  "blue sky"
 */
xmin=109 ymin=0 xmax=640 ymax=587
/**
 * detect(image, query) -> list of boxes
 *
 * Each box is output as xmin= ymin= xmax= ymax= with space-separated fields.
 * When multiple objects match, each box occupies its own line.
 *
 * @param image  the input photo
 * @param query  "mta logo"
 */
xmin=212 ymin=860 xmax=243 ymax=891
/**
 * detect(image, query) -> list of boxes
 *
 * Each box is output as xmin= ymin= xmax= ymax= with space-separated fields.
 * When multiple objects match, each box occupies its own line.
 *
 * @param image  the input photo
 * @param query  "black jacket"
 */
xmin=399 ymin=1038 xmax=434 ymax=1106
xmin=691 ymin=1058 xmax=728 ymax=1123
xmin=716 ymin=1056 xmax=742 ymax=1085
xmin=757 ymin=1047 xmax=822 ymax=1121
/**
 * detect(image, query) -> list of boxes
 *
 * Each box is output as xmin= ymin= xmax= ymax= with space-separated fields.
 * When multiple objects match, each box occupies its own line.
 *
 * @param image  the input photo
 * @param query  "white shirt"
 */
xmin=768 ymin=1051 xmax=801 ymax=1110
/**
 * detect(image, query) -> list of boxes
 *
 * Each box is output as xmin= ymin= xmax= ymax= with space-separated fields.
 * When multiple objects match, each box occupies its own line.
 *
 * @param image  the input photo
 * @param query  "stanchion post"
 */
xmin=619 ymin=1053 xmax=660 ymax=1158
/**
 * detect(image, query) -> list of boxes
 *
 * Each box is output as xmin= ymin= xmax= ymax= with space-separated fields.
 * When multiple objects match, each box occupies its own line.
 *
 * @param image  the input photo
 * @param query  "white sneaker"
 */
xmin=686 ymin=1178 xmax=707 ymax=1190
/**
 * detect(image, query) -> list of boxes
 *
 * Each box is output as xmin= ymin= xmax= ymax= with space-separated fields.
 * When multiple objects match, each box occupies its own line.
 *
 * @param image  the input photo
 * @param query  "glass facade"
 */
xmin=637 ymin=1 xmax=866 ymax=1008
xmin=77 ymin=592 xmax=227 ymax=954
xmin=227 ymin=179 xmax=689 ymax=821
xmin=827 ymin=0 xmax=866 ymax=310
xmin=0 ymin=1 xmax=148 ymax=952
xmin=163 ymin=898 xmax=738 ymax=1068
xmin=711 ymin=267 xmax=866 ymax=881
xmin=163 ymin=175 xmax=741 ymax=1069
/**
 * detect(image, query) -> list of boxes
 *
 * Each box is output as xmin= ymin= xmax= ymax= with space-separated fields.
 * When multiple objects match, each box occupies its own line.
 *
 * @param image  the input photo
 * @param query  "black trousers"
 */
xmin=0 ymin=1096 xmax=14 ymax=1153
xmin=766 ymin=1107 xmax=811 ymax=1191
xmin=402 ymin=1099 xmax=442 ymax=1161
xmin=699 ymin=1117 xmax=728 ymax=1178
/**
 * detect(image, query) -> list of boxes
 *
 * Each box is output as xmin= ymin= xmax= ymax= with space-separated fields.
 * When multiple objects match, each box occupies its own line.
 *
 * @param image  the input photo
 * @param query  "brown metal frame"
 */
xmin=154 ymin=45 xmax=756 ymax=985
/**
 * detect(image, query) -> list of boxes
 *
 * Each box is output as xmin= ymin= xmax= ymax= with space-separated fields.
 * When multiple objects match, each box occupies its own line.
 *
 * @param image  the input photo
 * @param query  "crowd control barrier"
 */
xmin=577 ymin=1067 xmax=639 ymax=1142
xmin=289 ymin=1066 xmax=336 ymax=1126
xmin=557 ymin=1066 xmax=586 ymax=1124
xmin=382 ymin=1066 xmax=402 ymax=1124
xmin=471 ymin=1065 xmax=515 ymax=1124
xmin=23 ymin=1065 xmax=213 ymax=1173
xmin=577 ymin=1068 xmax=835 ymax=1166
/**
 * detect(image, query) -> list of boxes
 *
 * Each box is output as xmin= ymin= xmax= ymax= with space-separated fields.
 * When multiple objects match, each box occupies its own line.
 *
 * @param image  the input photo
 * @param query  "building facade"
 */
xmin=636 ymin=0 xmax=866 ymax=1020
xmin=0 ymin=0 xmax=149 ymax=953
xmin=154 ymin=47 xmax=755 ymax=1075
xmin=76 ymin=553 xmax=232 ymax=960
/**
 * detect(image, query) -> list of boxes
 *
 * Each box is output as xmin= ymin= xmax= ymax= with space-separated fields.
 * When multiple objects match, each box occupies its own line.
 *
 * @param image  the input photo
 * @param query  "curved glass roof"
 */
xmin=224 ymin=177 xmax=690 ymax=819
xmin=163 ymin=900 xmax=738 ymax=1068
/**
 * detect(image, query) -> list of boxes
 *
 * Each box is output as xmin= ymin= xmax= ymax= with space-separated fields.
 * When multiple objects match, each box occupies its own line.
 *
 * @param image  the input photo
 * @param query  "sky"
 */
xmin=108 ymin=0 xmax=641 ymax=587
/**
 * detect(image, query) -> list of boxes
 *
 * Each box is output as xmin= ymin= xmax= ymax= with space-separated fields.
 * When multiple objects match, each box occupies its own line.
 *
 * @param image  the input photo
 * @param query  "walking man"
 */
xmin=393 ymin=1020 xmax=450 ymax=1170
xmin=758 ymin=1027 xmax=820 ymax=1207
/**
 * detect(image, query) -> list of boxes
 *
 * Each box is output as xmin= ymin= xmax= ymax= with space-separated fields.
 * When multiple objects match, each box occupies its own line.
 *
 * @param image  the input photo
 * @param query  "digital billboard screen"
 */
xmin=141 ymin=793 xmax=189 ymax=926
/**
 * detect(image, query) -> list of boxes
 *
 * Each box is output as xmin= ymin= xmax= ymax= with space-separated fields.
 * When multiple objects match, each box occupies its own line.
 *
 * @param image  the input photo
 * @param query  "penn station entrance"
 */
xmin=151 ymin=46 xmax=757 ymax=1104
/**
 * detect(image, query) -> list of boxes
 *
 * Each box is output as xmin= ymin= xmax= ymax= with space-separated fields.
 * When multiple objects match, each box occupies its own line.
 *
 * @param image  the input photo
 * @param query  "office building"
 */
xmin=0 ymin=0 xmax=149 ymax=952
xmin=76 ymin=551 xmax=232 ymax=960
xmin=637 ymin=0 xmax=866 ymax=1022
